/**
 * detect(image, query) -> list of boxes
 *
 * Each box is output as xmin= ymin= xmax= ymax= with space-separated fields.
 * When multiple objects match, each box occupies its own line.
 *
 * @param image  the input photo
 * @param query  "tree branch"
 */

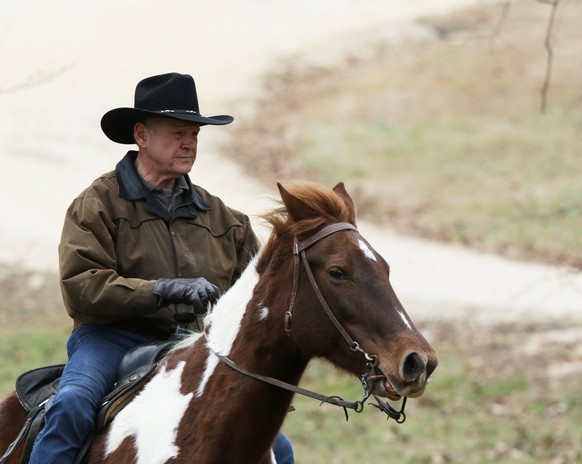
xmin=489 ymin=0 xmax=512 ymax=46
xmin=539 ymin=0 xmax=561 ymax=113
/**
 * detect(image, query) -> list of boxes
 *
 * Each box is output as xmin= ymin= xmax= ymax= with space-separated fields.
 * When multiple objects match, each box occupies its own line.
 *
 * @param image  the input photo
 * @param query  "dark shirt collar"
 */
xmin=115 ymin=151 xmax=211 ymax=211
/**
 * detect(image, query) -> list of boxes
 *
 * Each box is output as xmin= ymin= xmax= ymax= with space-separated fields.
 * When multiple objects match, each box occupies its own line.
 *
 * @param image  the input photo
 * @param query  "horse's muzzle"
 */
xmin=373 ymin=348 xmax=439 ymax=400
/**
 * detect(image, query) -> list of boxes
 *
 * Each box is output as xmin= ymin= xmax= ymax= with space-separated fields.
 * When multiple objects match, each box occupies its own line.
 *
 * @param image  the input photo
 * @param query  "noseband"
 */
xmin=211 ymin=222 xmax=407 ymax=422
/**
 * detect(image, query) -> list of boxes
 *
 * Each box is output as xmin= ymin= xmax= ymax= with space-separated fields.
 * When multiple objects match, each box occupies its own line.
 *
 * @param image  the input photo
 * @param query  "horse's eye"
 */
xmin=329 ymin=267 xmax=347 ymax=281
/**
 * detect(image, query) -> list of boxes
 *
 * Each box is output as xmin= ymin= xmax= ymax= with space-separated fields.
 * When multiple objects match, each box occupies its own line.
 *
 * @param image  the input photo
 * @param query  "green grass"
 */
xmin=0 ymin=268 xmax=68 ymax=394
xmin=281 ymin=322 xmax=582 ymax=463
xmin=1 ymin=279 xmax=581 ymax=462
xmin=2 ymin=269 xmax=581 ymax=462
xmin=0 ymin=329 xmax=68 ymax=393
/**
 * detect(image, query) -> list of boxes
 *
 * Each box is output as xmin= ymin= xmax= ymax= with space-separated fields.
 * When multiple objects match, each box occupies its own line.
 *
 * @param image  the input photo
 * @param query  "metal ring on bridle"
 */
xmin=350 ymin=342 xmax=379 ymax=367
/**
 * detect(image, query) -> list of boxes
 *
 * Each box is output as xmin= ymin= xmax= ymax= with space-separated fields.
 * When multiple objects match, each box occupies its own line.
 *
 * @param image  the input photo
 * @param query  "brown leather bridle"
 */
xmin=284 ymin=222 xmax=379 ymax=366
xmin=211 ymin=222 xmax=407 ymax=422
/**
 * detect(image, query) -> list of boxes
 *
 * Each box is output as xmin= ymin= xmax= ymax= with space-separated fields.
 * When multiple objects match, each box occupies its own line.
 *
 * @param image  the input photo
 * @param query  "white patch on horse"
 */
xmin=105 ymin=361 xmax=192 ymax=463
xmin=358 ymin=239 xmax=377 ymax=261
xmin=257 ymin=303 xmax=269 ymax=321
xmin=197 ymin=255 xmax=260 ymax=397
xmin=398 ymin=310 xmax=412 ymax=331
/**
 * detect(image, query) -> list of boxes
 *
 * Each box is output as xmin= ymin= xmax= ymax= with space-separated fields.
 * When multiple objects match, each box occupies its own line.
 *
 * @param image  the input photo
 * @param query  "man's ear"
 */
xmin=134 ymin=122 xmax=147 ymax=147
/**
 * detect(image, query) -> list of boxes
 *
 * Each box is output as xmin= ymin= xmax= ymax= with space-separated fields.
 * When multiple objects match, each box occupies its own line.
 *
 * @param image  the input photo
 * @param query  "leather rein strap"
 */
xmin=211 ymin=350 xmax=366 ymax=415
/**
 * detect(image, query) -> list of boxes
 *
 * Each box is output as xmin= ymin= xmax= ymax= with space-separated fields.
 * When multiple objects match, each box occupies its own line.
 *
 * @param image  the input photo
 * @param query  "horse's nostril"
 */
xmin=426 ymin=356 xmax=438 ymax=378
xmin=402 ymin=352 xmax=426 ymax=383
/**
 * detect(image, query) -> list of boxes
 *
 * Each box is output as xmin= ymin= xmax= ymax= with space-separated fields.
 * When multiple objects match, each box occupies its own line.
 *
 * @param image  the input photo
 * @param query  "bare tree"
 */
xmin=538 ymin=0 xmax=562 ymax=112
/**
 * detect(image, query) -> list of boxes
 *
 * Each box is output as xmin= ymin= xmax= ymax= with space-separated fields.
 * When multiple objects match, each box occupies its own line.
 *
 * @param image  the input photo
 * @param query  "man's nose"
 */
xmin=182 ymin=135 xmax=197 ymax=149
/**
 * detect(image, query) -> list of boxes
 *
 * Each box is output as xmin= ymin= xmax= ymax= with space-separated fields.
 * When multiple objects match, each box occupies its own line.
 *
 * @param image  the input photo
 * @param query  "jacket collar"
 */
xmin=115 ymin=151 xmax=211 ymax=211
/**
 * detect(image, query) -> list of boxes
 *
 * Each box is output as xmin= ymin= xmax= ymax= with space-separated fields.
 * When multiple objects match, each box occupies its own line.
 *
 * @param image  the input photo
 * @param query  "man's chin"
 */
xmin=174 ymin=160 xmax=195 ymax=173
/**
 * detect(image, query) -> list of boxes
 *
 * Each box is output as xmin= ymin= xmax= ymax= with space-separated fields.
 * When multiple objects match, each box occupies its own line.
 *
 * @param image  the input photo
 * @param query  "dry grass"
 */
xmin=225 ymin=0 xmax=582 ymax=268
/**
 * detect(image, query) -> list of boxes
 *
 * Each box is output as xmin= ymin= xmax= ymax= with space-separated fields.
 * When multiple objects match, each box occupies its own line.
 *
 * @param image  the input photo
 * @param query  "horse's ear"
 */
xmin=332 ymin=182 xmax=357 ymax=226
xmin=277 ymin=182 xmax=316 ymax=223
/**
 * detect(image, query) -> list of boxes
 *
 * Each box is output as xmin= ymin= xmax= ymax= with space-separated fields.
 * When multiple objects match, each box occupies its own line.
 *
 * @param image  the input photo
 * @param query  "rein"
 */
xmin=212 ymin=222 xmax=407 ymax=422
xmin=211 ymin=350 xmax=367 ymax=419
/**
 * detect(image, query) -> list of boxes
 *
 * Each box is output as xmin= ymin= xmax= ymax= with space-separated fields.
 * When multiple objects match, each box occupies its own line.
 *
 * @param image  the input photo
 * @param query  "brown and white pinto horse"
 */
xmin=0 ymin=181 xmax=438 ymax=463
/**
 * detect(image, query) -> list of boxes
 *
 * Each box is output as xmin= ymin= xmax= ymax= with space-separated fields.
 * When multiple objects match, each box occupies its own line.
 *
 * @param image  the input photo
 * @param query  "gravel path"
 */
xmin=1 ymin=0 xmax=580 ymax=323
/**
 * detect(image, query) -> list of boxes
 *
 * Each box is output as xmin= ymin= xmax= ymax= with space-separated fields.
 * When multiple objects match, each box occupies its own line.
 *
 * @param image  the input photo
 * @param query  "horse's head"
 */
xmin=262 ymin=181 xmax=438 ymax=402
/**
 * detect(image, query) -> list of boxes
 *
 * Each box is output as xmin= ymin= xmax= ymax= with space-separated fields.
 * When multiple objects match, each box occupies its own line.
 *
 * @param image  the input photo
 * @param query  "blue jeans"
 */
xmin=29 ymin=325 xmax=156 ymax=464
xmin=28 ymin=324 xmax=294 ymax=463
xmin=273 ymin=432 xmax=295 ymax=463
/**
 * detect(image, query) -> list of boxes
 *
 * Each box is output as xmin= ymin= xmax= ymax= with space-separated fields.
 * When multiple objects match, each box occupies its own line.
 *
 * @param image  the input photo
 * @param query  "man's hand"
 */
xmin=153 ymin=277 xmax=220 ymax=313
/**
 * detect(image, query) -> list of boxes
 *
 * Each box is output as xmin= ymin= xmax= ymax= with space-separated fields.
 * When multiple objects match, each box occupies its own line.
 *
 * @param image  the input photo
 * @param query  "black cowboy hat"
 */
xmin=101 ymin=72 xmax=233 ymax=144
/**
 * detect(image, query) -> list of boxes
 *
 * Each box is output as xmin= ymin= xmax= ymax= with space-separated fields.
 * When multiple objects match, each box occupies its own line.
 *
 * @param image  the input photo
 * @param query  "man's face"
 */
xmin=137 ymin=117 xmax=201 ymax=179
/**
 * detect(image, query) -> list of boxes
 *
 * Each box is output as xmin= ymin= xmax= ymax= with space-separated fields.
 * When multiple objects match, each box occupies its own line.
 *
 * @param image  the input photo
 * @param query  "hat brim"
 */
xmin=101 ymin=108 xmax=234 ymax=144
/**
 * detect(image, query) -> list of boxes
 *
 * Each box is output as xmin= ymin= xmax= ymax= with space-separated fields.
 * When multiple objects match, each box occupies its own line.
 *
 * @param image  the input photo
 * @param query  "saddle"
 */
xmin=0 ymin=340 xmax=176 ymax=464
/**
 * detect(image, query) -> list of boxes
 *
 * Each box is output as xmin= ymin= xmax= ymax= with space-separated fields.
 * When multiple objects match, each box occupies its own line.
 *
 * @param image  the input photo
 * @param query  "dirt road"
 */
xmin=1 ymin=0 xmax=580 ymax=323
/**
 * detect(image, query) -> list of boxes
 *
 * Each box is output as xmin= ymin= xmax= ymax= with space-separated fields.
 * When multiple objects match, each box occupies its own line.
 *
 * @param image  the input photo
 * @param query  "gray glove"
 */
xmin=153 ymin=277 xmax=220 ymax=313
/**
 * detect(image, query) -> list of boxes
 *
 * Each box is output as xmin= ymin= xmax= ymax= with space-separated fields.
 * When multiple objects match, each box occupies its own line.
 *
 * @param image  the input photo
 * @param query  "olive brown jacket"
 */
xmin=59 ymin=151 xmax=259 ymax=337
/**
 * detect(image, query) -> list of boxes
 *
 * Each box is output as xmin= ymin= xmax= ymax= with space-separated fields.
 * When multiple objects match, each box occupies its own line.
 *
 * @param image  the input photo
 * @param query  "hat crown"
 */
xmin=134 ymin=73 xmax=200 ymax=113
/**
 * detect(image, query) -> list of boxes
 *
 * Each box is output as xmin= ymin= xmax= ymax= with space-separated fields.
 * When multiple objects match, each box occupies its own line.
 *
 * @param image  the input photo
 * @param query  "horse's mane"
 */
xmin=257 ymin=180 xmax=353 ymax=274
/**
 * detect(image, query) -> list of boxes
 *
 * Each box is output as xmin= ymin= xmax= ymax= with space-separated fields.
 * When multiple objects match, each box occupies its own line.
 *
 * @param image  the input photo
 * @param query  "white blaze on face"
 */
xmin=105 ymin=361 xmax=192 ymax=463
xmin=398 ymin=310 xmax=412 ymax=331
xmin=358 ymin=239 xmax=377 ymax=261
xmin=197 ymin=255 xmax=260 ymax=397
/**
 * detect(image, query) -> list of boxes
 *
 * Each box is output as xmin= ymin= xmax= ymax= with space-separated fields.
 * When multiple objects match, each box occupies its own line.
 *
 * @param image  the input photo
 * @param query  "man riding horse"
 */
xmin=25 ymin=72 xmax=294 ymax=464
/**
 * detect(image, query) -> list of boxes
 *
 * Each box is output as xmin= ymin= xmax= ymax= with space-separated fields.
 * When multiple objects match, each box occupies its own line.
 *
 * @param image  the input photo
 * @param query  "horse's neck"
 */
xmin=167 ymin=310 xmax=305 ymax=461
xmin=197 ymin=304 xmax=308 ymax=402
xmin=183 ymin=255 xmax=307 ymax=401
